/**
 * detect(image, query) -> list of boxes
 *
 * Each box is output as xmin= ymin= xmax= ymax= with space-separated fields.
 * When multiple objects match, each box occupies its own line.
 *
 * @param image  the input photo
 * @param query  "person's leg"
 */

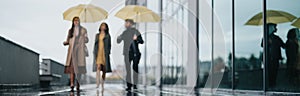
xmin=101 ymin=65 xmax=106 ymax=89
xmin=70 ymin=73 xmax=75 ymax=91
xmin=76 ymin=74 xmax=81 ymax=91
xmin=124 ymin=54 xmax=132 ymax=90
xmin=286 ymin=64 xmax=292 ymax=83
xmin=291 ymin=68 xmax=297 ymax=85
xmin=69 ymin=58 xmax=75 ymax=91
xmin=272 ymin=60 xmax=279 ymax=87
xmin=96 ymin=64 xmax=101 ymax=88
xmin=268 ymin=59 xmax=278 ymax=88
xmin=269 ymin=66 xmax=275 ymax=88
xmin=267 ymin=60 xmax=274 ymax=88
xmin=296 ymin=70 xmax=300 ymax=86
xmin=133 ymin=54 xmax=141 ymax=89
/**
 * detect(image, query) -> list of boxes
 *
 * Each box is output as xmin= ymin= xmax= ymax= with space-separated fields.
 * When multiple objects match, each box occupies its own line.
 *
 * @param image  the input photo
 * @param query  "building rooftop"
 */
xmin=0 ymin=35 xmax=39 ymax=55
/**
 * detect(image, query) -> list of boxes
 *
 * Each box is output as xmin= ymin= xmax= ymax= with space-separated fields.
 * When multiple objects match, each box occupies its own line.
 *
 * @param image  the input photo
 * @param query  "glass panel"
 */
xmin=197 ymin=0 xmax=213 ymax=88
xmin=267 ymin=0 xmax=300 ymax=92
xmin=234 ymin=0 xmax=263 ymax=90
xmin=144 ymin=0 xmax=161 ymax=86
xmin=161 ymin=0 xmax=188 ymax=86
xmin=213 ymin=0 xmax=233 ymax=89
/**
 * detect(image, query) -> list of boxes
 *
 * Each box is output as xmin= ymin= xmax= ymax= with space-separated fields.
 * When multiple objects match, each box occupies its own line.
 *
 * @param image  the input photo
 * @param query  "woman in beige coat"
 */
xmin=63 ymin=17 xmax=88 ymax=92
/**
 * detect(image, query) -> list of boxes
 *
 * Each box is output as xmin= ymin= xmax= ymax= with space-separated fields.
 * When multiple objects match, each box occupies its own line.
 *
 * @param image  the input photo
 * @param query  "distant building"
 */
xmin=0 ymin=36 xmax=39 ymax=86
xmin=40 ymin=59 xmax=68 ymax=86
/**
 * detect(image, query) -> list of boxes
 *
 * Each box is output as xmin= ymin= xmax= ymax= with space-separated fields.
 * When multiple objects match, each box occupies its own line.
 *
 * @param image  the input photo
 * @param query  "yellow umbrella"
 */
xmin=292 ymin=18 xmax=300 ymax=28
xmin=63 ymin=4 xmax=108 ymax=23
xmin=115 ymin=5 xmax=160 ymax=22
xmin=245 ymin=10 xmax=296 ymax=26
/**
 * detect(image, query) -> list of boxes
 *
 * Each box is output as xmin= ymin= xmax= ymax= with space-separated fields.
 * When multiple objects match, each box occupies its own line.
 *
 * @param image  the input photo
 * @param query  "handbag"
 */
xmin=84 ymin=45 xmax=89 ymax=57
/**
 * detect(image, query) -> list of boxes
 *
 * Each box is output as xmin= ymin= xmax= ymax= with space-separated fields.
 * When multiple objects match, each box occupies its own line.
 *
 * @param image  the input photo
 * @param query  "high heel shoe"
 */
xmin=76 ymin=82 xmax=80 ymax=91
xmin=70 ymin=86 xmax=74 ymax=92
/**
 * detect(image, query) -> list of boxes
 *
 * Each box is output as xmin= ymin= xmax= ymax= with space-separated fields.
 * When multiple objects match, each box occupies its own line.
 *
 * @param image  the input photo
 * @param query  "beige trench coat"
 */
xmin=64 ymin=26 xmax=89 ymax=73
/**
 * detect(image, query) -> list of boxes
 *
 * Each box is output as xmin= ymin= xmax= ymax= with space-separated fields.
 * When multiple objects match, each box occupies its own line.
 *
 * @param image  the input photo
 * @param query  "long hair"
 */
xmin=99 ymin=22 xmax=109 ymax=34
xmin=69 ymin=17 xmax=81 ymax=38
xmin=287 ymin=28 xmax=297 ymax=40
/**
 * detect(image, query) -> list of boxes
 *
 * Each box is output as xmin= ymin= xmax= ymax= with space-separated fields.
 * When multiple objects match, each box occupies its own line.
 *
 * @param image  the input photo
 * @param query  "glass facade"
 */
xmin=160 ymin=0 xmax=189 ymax=85
xmin=266 ymin=0 xmax=300 ymax=92
xmin=145 ymin=0 xmax=300 ymax=94
xmin=234 ymin=0 xmax=263 ymax=90
xmin=121 ymin=0 xmax=300 ymax=95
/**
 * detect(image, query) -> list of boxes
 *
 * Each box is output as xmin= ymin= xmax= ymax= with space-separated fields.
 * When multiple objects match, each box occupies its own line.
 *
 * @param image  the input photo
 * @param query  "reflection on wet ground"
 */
xmin=0 ymin=84 xmax=163 ymax=96
xmin=0 ymin=84 xmax=232 ymax=96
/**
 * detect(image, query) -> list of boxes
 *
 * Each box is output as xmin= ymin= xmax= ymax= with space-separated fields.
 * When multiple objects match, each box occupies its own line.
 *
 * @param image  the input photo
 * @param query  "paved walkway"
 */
xmin=38 ymin=84 xmax=165 ymax=96
xmin=5 ymin=84 xmax=297 ymax=96
xmin=1 ymin=84 xmax=189 ymax=96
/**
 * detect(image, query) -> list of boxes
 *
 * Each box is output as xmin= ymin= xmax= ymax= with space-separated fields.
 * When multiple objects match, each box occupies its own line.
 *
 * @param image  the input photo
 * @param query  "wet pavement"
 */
xmin=1 ymin=84 xmax=197 ymax=96
xmin=2 ymin=84 xmax=275 ymax=96
xmin=1 ymin=84 xmax=300 ymax=96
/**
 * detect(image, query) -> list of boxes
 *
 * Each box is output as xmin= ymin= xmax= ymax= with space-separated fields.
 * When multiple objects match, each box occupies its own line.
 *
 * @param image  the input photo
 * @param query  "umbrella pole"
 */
xmin=144 ymin=23 xmax=147 ymax=87
xmin=158 ymin=0 xmax=163 ymax=90
xmin=85 ymin=9 xmax=87 ymax=23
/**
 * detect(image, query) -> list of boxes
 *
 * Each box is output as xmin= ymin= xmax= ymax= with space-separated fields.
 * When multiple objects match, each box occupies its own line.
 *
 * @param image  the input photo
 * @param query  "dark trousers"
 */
xmin=267 ymin=59 xmax=279 ymax=88
xmin=124 ymin=52 xmax=141 ymax=88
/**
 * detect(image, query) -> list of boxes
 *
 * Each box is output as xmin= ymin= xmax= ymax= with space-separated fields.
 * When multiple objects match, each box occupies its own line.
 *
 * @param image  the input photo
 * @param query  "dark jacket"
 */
xmin=93 ymin=33 xmax=112 ymax=72
xmin=117 ymin=28 xmax=144 ymax=55
xmin=261 ymin=34 xmax=285 ymax=60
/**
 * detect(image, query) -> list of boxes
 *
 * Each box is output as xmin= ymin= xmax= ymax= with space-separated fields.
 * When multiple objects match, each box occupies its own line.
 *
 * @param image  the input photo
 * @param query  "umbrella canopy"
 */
xmin=115 ymin=5 xmax=160 ymax=22
xmin=292 ymin=18 xmax=300 ymax=28
xmin=63 ymin=4 xmax=108 ymax=23
xmin=245 ymin=10 xmax=296 ymax=26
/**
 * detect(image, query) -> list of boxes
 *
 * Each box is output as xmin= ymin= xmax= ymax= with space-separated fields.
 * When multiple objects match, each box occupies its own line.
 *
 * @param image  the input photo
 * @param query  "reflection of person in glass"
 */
xmin=63 ymin=17 xmax=88 ymax=92
xmin=117 ymin=19 xmax=144 ymax=91
xmin=285 ymin=28 xmax=299 ymax=85
xmin=261 ymin=23 xmax=285 ymax=88
xmin=93 ymin=22 xmax=112 ymax=89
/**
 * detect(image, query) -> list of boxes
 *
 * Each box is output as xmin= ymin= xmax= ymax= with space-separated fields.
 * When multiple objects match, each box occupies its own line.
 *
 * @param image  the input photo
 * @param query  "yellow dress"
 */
xmin=96 ymin=33 xmax=106 ymax=65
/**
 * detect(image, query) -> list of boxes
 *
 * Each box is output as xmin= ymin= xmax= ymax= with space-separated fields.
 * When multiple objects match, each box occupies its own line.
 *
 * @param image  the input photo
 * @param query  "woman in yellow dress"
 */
xmin=93 ymin=22 xmax=111 ymax=88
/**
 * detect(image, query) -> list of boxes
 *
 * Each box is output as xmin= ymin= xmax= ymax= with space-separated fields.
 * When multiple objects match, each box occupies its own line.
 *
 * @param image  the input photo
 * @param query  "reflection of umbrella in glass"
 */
xmin=245 ymin=10 xmax=296 ymax=26
xmin=292 ymin=18 xmax=300 ymax=28
xmin=63 ymin=4 xmax=108 ymax=23
xmin=115 ymin=5 xmax=160 ymax=22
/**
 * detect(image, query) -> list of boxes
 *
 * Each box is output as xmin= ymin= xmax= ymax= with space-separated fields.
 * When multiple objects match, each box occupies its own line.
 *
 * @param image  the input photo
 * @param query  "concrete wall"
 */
xmin=0 ymin=36 xmax=39 ymax=86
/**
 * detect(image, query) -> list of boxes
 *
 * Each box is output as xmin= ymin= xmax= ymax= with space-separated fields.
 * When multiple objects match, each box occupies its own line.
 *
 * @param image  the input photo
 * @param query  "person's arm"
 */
xmin=135 ymin=30 xmax=144 ymax=44
xmin=117 ymin=32 xmax=124 ymax=44
xmin=260 ymin=39 xmax=263 ymax=48
xmin=93 ymin=34 xmax=98 ymax=57
xmin=136 ymin=34 xmax=144 ymax=44
xmin=108 ymin=35 xmax=112 ymax=54
xmin=84 ymin=28 xmax=89 ymax=43
xmin=63 ymin=30 xmax=71 ymax=46
xmin=280 ymin=37 xmax=285 ymax=49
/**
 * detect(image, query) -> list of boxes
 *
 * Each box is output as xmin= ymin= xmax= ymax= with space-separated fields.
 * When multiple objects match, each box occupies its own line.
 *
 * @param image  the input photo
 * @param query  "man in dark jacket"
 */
xmin=117 ymin=19 xmax=144 ymax=91
xmin=261 ymin=23 xmax=285 ymax=88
